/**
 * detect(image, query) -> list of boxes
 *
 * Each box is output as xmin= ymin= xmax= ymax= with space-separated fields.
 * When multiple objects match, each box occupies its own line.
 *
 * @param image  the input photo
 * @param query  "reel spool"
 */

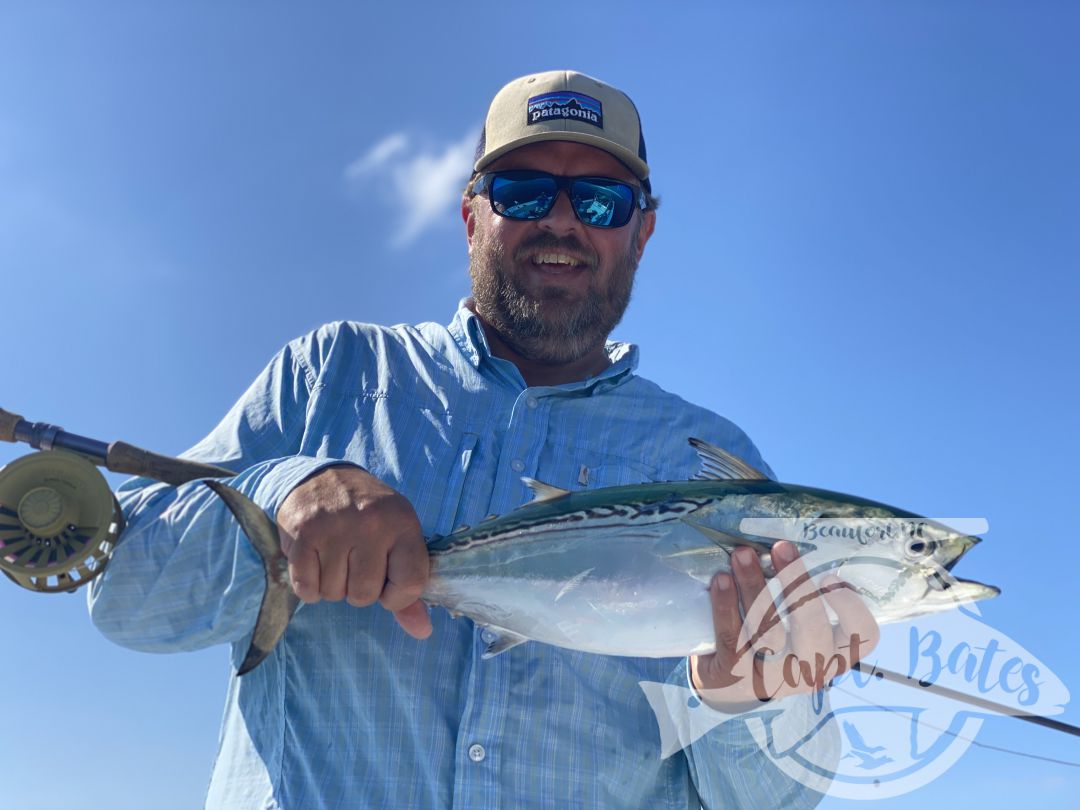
xmin=0 ymin=449 xmax=123 ymax=593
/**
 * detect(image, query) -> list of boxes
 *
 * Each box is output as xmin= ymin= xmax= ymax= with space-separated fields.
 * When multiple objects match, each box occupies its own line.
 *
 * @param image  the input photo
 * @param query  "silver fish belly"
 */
xmin=420 ymin=442 xmax=999 ymax=660
xmin=424 ymin=493 xmax=725 ymax=658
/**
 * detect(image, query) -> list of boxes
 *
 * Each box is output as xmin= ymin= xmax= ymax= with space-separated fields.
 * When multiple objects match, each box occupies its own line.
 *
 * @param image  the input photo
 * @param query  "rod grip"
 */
xmin=106 ymin=440 xmax=236 ymax=486
xmin=0 ymin=408 xmax=24 ymax=443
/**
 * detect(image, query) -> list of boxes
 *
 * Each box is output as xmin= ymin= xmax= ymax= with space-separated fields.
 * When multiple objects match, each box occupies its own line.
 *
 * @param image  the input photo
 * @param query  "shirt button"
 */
xmin=511 ymin=459 xmax=525 ymax=472
xmin=526 ymin=396 xmax=539 ymax=409
xmin=468 ymin=743 xmax=486 ymax=762
xmin=480 ymin=629 xmax=497 ymax=644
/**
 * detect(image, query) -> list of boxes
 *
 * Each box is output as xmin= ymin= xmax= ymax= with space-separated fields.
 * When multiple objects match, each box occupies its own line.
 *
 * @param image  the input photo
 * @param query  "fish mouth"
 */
xmin=929 ymin=573 xmax=1002 ymax=606
xmin=943 ymin=534 xmax=981 ymax=572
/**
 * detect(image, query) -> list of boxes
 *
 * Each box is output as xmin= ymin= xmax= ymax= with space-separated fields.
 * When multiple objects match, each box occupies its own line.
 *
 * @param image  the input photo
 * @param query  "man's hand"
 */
xmin=690 ymin=540 xmax=879 ymax=711
xmin=276 ymin=465 xmax=432 ymax=639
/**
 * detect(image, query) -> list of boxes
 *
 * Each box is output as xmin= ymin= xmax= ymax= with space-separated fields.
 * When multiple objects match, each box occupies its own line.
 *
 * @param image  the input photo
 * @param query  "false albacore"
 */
xmin=206 ymin=437 xmax=998 ymax=673
xmin=419 ymin=438 xmax=999 ymax=659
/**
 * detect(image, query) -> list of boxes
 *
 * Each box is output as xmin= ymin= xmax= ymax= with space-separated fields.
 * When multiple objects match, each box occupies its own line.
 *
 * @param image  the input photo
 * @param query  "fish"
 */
xmin=214 ymin=437 xmax=998 ymax=672
xmin=212 ymin=438 xmax=1006 ymax=760
xmin=418 ymin=437 xmax=999 ymax=659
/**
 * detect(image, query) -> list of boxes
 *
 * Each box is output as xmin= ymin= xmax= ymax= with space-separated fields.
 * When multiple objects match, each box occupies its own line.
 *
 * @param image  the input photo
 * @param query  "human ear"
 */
xmin=634 ymin=210 xmax=656 ymax=261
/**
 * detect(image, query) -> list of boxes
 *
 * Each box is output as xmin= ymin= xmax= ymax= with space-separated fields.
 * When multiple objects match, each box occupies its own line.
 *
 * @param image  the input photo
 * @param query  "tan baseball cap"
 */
xmin=474 ymin=70 xmax=650 ymax=189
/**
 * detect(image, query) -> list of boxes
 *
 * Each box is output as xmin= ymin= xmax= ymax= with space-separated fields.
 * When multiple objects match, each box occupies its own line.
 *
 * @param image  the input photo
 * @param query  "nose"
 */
xmin=538 ymin=189 xmax=581 ymax=236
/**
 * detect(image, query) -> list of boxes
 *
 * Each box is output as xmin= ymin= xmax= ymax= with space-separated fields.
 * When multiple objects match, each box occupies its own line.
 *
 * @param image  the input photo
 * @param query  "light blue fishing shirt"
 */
xmin=89 ymin=302 xmax=829 ymax=809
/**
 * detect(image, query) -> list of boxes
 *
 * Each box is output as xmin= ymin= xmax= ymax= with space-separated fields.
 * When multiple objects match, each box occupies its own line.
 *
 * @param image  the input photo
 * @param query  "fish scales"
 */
xmin=192 ymin=437 xmax=1000 ymax=672
xmin=420 ymin=454 xmax=999 ymax=660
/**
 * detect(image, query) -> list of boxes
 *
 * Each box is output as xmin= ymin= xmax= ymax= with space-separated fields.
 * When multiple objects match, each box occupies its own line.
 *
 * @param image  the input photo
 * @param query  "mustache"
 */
xmin=513 ymin=233 xmax=597 ymax=269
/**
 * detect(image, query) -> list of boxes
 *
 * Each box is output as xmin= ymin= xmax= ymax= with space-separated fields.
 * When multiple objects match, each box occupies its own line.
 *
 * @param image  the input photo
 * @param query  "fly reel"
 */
xmin=0 ymin=449 xmax=123 ymax=593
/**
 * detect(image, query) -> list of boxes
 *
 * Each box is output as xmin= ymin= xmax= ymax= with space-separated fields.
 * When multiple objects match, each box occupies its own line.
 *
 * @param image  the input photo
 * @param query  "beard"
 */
xmin=468 ymin=223 xmax=639 ymax=366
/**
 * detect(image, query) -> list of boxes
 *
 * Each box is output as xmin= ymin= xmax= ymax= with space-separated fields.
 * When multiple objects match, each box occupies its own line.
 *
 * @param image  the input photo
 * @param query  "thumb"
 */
xmin=394 ymin=600 xmax=433 ymax=640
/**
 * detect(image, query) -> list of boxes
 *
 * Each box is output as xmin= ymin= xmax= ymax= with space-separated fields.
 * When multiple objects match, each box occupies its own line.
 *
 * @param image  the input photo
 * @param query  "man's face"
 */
xmin=463 ymin=141 xmax=655 ymax=366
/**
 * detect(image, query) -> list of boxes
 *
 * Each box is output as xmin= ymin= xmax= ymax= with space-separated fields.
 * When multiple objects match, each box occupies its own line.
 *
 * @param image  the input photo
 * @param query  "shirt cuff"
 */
xmin=241 ymin=455 xmax=364 ymax=518
xmin=655 ymin=657 xmax=820 ymax=753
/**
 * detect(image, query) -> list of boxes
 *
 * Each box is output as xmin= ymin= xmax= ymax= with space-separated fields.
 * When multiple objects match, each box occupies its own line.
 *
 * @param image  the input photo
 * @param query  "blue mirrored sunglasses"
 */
xmin=470 ymin=170 xmax=646 ymax=228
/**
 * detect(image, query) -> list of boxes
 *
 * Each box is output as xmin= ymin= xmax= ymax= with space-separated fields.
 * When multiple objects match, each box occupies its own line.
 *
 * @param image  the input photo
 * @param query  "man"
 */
xmin=90 ymin=70 xmax=876 ymax=809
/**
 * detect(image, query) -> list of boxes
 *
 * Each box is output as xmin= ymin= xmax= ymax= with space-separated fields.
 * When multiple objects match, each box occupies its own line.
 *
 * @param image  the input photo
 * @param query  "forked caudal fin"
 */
xmin=203 ymin=480 xmax=299 ymax=675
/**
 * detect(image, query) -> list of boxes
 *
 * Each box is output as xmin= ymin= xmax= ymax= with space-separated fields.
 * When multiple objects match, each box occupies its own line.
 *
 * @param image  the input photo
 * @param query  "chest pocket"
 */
xmin=550 ymin=448 xmax=662 ymax=492
xmin=312 ymin=389 xmax=481 ymax=537
xmin=431 ymin=432 xmax=479 ymax=537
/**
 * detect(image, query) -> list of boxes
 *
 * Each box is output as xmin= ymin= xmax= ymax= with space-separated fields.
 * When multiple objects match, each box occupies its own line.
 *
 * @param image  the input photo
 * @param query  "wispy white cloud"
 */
xmin=344 ymin=133 xmax=409 ymax=178
xmin=345 ymin=127 xmax=478 ymax=248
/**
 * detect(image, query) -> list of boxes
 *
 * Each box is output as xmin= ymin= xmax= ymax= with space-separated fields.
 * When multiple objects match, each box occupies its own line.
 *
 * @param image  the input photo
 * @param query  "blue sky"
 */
xmin=2 ymin=2 xmax=1078 ymax=807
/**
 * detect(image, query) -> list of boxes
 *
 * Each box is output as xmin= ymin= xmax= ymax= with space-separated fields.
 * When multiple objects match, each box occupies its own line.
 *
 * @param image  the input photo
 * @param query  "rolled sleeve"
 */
xmin=661 ymin=658 xmax=835 ymax=809
xmin=87 ymin=333 xmax=358 ymax=655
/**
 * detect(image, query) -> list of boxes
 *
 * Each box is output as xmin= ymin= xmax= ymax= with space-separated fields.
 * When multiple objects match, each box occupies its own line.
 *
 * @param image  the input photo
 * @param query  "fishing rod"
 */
xmin=749 ymin=559 xmax=1078 ymax=741
xmin=4 ymin=405 xmax=1075 ymax=733
xmin=0 ymin=406 xmax=294 ymax=673
xmin=851 ymin=662 xmax=1080 ymax=739
xmin=0 ymin=407 xmax=233 ymax=592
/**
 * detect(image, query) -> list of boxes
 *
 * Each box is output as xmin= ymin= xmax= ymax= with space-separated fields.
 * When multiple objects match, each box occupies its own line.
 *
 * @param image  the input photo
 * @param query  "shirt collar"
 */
xmin=447 ymin=298 xmax=639 ymax=392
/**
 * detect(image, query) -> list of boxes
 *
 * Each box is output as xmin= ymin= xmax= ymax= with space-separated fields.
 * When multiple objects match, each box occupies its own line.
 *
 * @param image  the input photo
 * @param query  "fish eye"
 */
xmin=905 ymin=539 xmax=934 ymax=558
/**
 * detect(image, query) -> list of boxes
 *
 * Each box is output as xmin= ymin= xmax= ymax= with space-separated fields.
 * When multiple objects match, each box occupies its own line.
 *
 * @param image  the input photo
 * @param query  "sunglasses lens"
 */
xmin=570 ymin=179 xmax=635 ymax=228
xmin=489 ymin=174 xmax=558 ymax=220
xmin=482 ymin=172 xmax=639 ymax=228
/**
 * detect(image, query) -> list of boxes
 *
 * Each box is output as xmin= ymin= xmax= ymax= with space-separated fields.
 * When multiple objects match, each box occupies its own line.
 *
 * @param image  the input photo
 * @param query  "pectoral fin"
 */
xmin=680 ymin=517 xmax=816 ymax=556
xmin=679 ymin=519 xmax=774 ymax=555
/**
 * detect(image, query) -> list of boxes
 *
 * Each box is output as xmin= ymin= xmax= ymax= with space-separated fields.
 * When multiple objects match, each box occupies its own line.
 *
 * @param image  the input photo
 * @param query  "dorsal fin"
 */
xmin=522 ymin=477 xmax=571 ymax=503
xmin=688 ymin=437 xmax=769 ymax=481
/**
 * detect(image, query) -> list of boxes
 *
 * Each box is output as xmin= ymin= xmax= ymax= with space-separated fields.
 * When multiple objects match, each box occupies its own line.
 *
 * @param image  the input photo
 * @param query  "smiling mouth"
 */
xmin=530 ymin=252 xmax=588 ymax=275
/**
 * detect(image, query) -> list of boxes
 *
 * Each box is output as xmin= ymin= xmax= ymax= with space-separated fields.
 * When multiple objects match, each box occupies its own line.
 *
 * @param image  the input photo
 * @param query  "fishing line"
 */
xmin=830 ymin=677 xmax=1080 ymax=769
xmin=850 ymin=662 xmax=1080 ymax=739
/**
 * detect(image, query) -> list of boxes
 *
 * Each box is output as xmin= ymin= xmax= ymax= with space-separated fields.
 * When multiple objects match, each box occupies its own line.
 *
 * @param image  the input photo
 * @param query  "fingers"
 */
xmin=773 ymin=543 xmax=834 ymax=689
xmin=276 ymin=466 xmax=432 ymax=638
xmin=346 ymin=544 xmax=387 ymax=606
xmin=702 ymin=541 xmax=883 ymax=703
xmin=285 ymin=533 xmax=322 ymax=603
xmin=692 ymin=572 xmax=761 ymax=708
xmin=822 ymin=575 xmax=880 ymax=667
xmin=393 ymin=600 xmax=433 ymax=640
xmin=734 ymin=546 xmax=786 ymax=659
xmin=378 ymin=530 xmax=429 ymax=613
xmin=707 ymin=572 xmax=744 ymax=676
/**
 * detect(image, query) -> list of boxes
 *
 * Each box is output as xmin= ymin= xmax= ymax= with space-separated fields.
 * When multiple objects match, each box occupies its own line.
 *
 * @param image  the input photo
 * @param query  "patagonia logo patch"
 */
xmin=527 ymin=91 xmax=603 ymax=129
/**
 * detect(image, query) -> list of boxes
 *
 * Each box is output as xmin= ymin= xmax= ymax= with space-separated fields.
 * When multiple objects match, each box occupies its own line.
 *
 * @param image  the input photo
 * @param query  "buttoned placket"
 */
xmin=452 ymin=383 xmax=553 ymax=808
xmin=446 ymin=305 xmax=641 ymax=807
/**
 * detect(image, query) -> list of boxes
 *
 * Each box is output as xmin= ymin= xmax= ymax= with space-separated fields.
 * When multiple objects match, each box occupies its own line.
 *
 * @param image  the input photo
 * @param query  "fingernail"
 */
xmin=773 ymin=542 xmax=795 ymax=564
xmin=734 ymin=548 xmax=754 ymax=567
xmin=714 ymin=573 xmax=731 ymax=590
